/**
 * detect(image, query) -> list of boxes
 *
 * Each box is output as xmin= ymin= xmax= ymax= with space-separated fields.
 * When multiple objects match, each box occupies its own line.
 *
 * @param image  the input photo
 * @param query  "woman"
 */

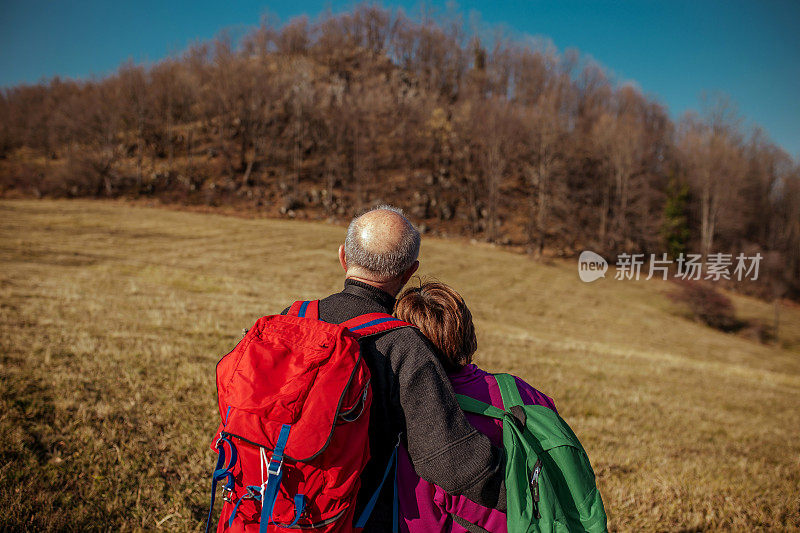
xmin=394 ymin=281 xmax=557 ymax=533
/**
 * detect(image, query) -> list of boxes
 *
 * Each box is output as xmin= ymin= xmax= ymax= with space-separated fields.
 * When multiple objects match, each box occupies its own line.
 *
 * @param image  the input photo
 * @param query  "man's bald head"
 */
xmin=344 ymin=205 xmax=421 ymax=281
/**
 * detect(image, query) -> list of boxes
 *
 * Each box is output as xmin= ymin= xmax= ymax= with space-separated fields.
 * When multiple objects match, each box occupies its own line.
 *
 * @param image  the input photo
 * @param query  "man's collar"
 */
xmin=343 ymin=278 xmax=396 ymax=313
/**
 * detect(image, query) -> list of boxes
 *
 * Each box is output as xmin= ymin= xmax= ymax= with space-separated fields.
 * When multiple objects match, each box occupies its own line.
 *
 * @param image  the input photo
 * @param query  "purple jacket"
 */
xmin=397 ymin=364 xmax=557 ymax=533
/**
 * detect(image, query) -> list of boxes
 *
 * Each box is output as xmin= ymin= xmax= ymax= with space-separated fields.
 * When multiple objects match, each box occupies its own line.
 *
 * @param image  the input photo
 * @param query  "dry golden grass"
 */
xmin=1 ymin=199 xmax=798 ymax=531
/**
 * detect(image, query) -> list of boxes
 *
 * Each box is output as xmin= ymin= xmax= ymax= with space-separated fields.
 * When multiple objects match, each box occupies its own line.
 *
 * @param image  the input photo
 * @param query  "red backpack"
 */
xmin=206 ymin=300 xmax=412 ymax=533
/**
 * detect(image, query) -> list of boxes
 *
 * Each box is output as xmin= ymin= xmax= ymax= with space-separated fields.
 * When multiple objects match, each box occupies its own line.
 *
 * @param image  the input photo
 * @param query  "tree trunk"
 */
xmin=242 ymin=160 xmax=254 ymax=187
xmin=700 ymin=177 xmax=712 ymax=257
xmin=599 ymin=181 xmax=611 ymax=245
xmin=167 ymin=91 xmax=174 ymax=171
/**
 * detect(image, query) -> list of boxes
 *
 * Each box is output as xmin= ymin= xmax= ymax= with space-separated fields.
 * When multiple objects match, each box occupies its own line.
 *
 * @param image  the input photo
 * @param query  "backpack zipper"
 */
xmin=531 ymin=459 xmax=542 ymax=519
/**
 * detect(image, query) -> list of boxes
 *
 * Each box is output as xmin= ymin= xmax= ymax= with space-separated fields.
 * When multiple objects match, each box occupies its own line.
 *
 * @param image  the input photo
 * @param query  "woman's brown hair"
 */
xmin=394 ymin=281 xmax=477 ymax=371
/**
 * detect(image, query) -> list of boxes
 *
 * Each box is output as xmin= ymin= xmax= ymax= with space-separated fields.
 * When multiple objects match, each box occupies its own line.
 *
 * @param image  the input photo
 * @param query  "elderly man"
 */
xmin=287 ymin=205 xmax=506 ymax=531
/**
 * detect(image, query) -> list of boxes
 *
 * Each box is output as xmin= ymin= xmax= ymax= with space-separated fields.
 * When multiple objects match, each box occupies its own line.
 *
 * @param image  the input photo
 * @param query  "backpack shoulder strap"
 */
xmin=456 ymin=373 xmax=523 ymax=418
xmin=342 ymin=312 xmax=413 ymax=337
xmin=287 ymin=300 xmax=320 ymax=319
xmin=494 ymin=373 xmax=524 ymax=409
xmin=456 ymin=394 xmax=506 ymax=419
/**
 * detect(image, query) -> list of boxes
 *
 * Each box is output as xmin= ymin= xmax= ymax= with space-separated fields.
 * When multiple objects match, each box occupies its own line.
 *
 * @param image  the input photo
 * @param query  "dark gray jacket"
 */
xmin=285 ymin=279 xmax=505 ymax=531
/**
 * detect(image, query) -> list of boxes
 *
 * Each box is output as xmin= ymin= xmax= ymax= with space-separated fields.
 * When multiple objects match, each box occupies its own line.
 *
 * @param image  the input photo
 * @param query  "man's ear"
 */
xmin=338 ymin=245 xmax=347 ymax=272
xmin=400 ymin=260 xmax=419 ymax=286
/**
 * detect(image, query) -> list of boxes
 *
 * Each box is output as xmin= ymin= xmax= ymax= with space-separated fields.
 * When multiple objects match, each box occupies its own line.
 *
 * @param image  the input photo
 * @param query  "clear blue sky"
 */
xmin=1 ymin=0 xmax=798 ymax=158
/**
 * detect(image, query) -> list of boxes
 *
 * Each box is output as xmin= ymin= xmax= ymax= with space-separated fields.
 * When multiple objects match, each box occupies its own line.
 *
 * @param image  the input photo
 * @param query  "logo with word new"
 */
xmin=578 ymin=251 xmax=608 ymax=282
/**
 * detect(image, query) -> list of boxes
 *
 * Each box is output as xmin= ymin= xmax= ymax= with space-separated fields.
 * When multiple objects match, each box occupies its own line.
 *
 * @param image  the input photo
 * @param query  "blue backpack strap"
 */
xmin=228 ymin=485 xmax=262 ymax=527
xmin=287 ymin=300 xmax=319 ymax=319
xmin=205 ymin=435 xmax=238 ymax=533
xmin=258 ymin=424 xmax=292 ymax=533
xmin=354 ymin=435 xmax=400 ymax=533
xmin=342 ymin=313 xmax=413 ymax=337
xmin=277 ymin=494 xmax=307 ymax=528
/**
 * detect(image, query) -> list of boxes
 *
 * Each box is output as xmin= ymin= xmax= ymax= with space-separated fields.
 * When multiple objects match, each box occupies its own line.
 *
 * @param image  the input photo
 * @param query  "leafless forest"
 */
xmin=1 ymin=5 xmax=798 ymax=297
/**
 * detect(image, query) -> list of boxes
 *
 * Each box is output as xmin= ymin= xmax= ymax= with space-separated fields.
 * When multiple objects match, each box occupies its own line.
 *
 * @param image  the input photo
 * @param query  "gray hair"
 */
xmin=345 ymin=205 xmax=421 ymax=280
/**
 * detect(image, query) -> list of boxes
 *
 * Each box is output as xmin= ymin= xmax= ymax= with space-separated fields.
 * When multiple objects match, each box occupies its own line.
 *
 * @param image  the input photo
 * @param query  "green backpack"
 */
xmin=456 ymin=374 xmax=608 ymax=533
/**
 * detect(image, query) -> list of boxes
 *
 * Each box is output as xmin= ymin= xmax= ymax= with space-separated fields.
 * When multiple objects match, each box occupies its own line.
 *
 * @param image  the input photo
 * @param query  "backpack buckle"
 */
xmin=243 ymin=485 xmax=261 ymax=501
xmin=222 ymin=486 xmax=234 ymax=503
xmin=267 ymin=457 xmax=283 ymax=476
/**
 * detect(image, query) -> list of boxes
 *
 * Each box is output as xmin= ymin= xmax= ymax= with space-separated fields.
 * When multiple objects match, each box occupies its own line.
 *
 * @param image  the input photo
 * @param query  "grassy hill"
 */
xmin=1 ymin=199 xmax=798 ymax=531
